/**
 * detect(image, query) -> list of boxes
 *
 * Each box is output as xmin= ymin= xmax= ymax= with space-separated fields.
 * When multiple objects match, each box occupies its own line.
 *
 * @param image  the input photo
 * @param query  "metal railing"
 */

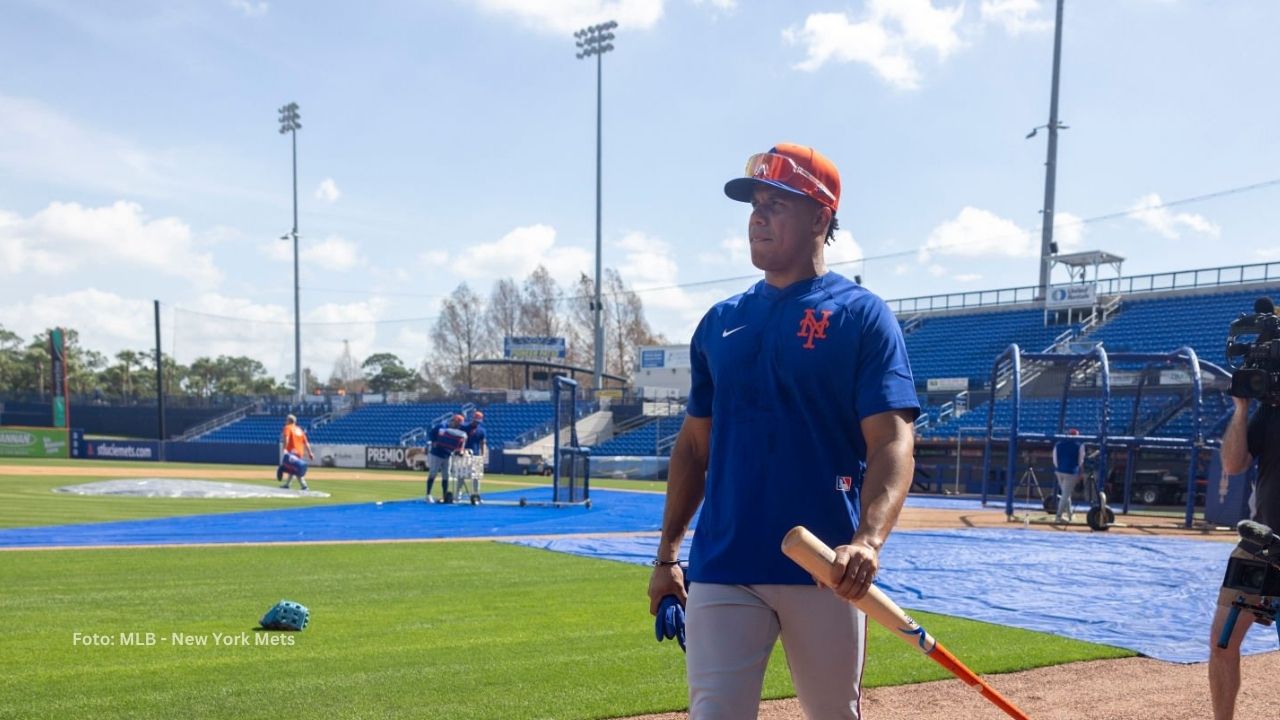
xmin=901 ymin=313 xmax=925 ymax=334
xmin=399 ymin=403 xmax=476 ymax=446
xmin=887 ymin=260 xmax=1280 ymax=315
xmin=177 ymin=400 xmax=262 ymax=441
xmin=310 ymin=399 xmax=358 ymax=430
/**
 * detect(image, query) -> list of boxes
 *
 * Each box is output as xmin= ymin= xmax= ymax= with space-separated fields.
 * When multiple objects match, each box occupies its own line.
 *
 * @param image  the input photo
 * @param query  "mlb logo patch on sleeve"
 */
xmin=835 ymin=475 xmax=852 ymax=492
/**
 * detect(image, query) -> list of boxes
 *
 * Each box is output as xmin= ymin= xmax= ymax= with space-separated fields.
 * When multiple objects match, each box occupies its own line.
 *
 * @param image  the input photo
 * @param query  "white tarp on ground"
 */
xmin=53 ymin=479 xmax=330 ymax=499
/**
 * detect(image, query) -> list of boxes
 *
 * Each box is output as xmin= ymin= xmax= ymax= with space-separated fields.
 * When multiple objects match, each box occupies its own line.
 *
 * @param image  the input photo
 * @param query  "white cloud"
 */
xmin=1253 ymin=246 xmax=1280 ymax=260
xmin=259 ymin=234 xmax=363 ymax=271
xmin=1129 ymin=193 xmax=1221 ymax=240
xmin=0 ymin=201 xmax=221 ymax=286
xmin=418 ymin=250 xmax=449 ymax=266
xmin=919 ymin=206 xmax=1033 ymax=261
xmin=1052 ymin=210 xmax=1086 ymax=253
xmin=0 ymin=289 xmax=155 ymax=356
xmin=454 ymin=224 xmax=592 ymax=288
xmin=315 ymin=178 xmax=341 ymax=203
xmin=698 ymin=234 xmax=751 ymax=270
xmin=615 ymin=231 xmax=679 ymax=290
xmin=980 ymin=0 xmax=1050 ymax=35
xmin=692 ymin=0 xmax=735 ymax=10
xmin=230 ymin=0 xmax=268 ymax=17
xmin=393 ymin=326 xmax=431 ymax=368
xmin=0 ymin=94 xmax=175 ymax=198
xmin=170 ymin=293 xmax=395 ymax=379
xmin=955 ymin=273 xmax=983 ymax=282
xmin=302 ymin=236 xmax=362 ymax=271
xmin=825 ymin=229 xmax=866 ymax=273
xmin=928 ymin=264 xmax=948 ymax=277
xmin=784 ymin=1 xmax=965 ymax=89
xmin=614 ymin=230 xmax=718 ymax=336
xmin=472 ymin=0 xmax=663 ymax=34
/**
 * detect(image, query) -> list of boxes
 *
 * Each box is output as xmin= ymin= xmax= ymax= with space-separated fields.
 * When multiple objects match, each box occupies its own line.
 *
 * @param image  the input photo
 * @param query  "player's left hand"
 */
xmin=825 ymin=539 xmax=880 ymax=602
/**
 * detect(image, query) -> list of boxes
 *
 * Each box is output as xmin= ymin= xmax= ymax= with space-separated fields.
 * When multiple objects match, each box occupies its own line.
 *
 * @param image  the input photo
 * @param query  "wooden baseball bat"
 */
xmin=781 ymin=526 xmax=1031 ymax=720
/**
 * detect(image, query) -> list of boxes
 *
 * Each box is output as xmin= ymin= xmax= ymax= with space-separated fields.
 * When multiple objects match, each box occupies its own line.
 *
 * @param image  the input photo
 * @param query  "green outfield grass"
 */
xmin=0 ymin=458 xmax=665 ymax=529
xmin=0 ymin=541 xmax=1132 ymax=720
xmin=0 ymin=457 xmax=1132 ymax=717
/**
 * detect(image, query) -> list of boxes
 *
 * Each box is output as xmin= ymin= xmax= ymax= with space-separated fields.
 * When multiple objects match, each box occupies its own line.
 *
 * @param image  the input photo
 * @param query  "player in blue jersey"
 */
xmin=1053 ymin=429 xmax=1085 ymax=523
xmin=646 ymin=143 xmax=919 ymax=719
xmin=425 ymin=414 xmax=468 ymax=504
xmin=461 ymin=411 xmax=488 ymax=501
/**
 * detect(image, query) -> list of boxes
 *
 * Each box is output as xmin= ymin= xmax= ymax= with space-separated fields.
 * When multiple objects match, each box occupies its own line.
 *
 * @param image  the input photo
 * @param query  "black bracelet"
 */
xmin=651 ymin=558 xmax=680 ymax=567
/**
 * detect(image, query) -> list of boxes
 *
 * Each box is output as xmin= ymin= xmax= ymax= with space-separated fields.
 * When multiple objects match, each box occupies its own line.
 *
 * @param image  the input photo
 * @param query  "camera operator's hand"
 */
xmin=1232 ymin=396 xmax=1250 ymax=414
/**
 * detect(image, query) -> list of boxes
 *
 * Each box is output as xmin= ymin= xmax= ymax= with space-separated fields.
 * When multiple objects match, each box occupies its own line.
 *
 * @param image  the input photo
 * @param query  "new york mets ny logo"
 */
xmin=796 ymin=309 xmax=833 ymax=349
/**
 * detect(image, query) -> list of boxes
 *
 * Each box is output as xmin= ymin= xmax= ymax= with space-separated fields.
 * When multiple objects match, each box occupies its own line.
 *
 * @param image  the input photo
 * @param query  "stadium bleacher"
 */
xmin=194 ymin=402 xmax=558 ymax=449
xmin=910 ymin=286 xmax=1273 ymax=441
xmin=592 ymin=416 xmax=685 ymax=456
xmin=1084 ymin=288 xmax=1262 ymax=368
xmin=903 ymin=307 xmax=1075 ymax=386
xmin=189 ymin=284 xmax=1275 ymax=455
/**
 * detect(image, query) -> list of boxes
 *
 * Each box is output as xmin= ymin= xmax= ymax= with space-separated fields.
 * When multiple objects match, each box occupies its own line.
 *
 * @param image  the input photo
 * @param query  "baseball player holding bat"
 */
xmin=647 ymin=143 xmax=919 ymax=719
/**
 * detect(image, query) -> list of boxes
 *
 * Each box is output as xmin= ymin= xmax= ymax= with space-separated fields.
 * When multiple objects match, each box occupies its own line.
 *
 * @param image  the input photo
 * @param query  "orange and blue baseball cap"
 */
xmin=724 ymin=143 xmax=841 ymax=213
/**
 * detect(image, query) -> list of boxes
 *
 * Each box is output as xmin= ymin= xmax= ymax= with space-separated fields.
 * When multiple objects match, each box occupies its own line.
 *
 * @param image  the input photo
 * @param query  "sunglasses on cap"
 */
xmin=744 ymin=152 xmax=837 ymax=208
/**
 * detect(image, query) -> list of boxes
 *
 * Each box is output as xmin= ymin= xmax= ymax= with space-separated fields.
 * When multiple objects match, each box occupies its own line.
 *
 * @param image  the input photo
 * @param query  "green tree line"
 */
xmin=1 ymin=264 xmax=666 ymax=401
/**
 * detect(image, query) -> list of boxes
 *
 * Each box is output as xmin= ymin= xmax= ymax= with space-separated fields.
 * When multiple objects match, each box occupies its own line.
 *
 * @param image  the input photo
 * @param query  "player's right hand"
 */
xmin=647 ymin=564 xmax=686 ymax=615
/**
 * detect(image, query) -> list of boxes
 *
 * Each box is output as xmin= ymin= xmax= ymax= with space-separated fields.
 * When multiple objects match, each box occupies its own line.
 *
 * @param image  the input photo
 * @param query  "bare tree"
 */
xmin=565 ymin=272 xmax=596 ymax=369
xmin=328 ymin=339 xmax=366 ymax=394
xmin=519 ymin=265 xmax=563 ymax=338
xmin=482 ymin=277 xmax=523 ymax=388
xmin=429 ymin=282 xmax=486 ymax=391
xmin=604 ymin=268 xmax=665 ymax=380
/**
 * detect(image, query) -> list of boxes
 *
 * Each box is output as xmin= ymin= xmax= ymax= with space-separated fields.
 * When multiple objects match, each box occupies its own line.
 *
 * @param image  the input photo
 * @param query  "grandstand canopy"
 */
xmin=1049 ymin=250 xmax=1126 ymax=284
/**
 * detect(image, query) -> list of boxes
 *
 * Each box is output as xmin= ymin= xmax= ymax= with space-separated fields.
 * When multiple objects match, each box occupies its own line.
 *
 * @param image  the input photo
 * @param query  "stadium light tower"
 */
xmin=1029 ymin=0 xmax=1068 ymax=299
xmin=278 ymin=102 xmax=303 ymax=401
xmin=575 ymin=20 xmax=617 ymax=392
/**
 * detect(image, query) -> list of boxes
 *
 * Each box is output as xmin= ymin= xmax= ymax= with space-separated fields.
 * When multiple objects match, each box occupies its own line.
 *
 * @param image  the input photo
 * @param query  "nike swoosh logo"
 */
xmin=722 ymin=325 xmax=748 ymax=337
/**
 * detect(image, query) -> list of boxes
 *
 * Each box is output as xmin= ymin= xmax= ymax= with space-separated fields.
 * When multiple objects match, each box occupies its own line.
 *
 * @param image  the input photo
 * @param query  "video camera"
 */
xmin=1222 ymin=520 xmax=1280 ymax=597
xmin=1227 ymin=296 xmax=1280 ymax=404
xmin=1217 ymin=520 xmax=1280 ymax=648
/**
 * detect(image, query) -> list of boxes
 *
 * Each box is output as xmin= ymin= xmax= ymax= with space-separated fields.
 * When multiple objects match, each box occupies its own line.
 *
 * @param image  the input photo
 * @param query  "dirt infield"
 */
xmin=620 ymin=653 xmax=1280 ymax=719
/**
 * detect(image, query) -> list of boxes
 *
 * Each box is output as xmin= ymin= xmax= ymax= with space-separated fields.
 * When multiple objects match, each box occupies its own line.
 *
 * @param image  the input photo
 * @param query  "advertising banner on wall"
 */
xmin=1046 ymin=283 xmax=1097 ymax=309
xmin=364 ymin=445 xmax=428 ymax=471
xmin=70 ymin=430 xmax=160 ymax=461
xmin=926 ymin=377 xmax=969 ymax=392
xmin=639 ymin=346 xmax=691 ymax=369
xmin=311 ymin=443 xmax=366 ymax=468
xmin=0 ymin=426 xmax=69 ymax=458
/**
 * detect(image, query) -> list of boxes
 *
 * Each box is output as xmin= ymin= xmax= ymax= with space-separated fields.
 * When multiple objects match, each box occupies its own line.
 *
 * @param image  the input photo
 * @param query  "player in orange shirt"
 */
xmin=278 ymin=414 xmax=315 ymax=490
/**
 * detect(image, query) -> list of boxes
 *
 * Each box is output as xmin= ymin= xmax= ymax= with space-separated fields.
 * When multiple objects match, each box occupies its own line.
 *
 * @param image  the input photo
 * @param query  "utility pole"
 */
xmin=1031 ymin=0 xmax=1067 ymax=298
xmin=278 ymin=102 xmax=303 ymax=399
xmin=574 ymin=21 xmax=617 ymax=391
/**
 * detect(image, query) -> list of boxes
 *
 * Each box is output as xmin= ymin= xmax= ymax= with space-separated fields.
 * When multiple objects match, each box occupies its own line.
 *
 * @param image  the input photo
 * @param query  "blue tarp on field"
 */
xmin=5 ymin=485 xmax=1269 ymax=663
xmin=0 ymin=487 xmax=665 ymax=548
xmin=506 ymin=528 xmax=1278 ymax=664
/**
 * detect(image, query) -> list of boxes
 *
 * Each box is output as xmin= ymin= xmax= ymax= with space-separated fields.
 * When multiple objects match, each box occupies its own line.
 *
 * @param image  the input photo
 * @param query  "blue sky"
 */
xmin=1 ymin=0 xmax=1277 ymax=380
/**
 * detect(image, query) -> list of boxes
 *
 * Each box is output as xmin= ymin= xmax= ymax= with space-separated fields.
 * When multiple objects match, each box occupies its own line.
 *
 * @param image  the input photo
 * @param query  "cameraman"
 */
xmin=1208 ymin=395 xmax=1280 ymax=720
